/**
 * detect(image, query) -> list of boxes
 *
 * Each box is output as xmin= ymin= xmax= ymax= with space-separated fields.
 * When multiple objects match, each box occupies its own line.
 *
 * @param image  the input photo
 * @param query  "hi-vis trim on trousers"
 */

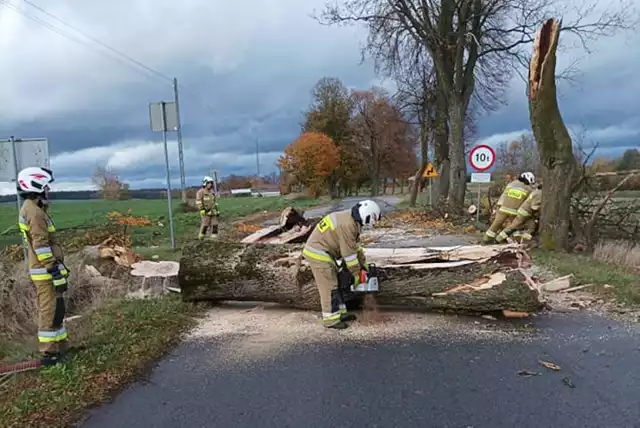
xmin=39 ymin=327 xmax=68 ymax=343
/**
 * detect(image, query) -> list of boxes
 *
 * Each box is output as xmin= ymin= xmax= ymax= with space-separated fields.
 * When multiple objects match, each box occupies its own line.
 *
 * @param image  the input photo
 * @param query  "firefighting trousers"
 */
xmin=500 ymin=215 xmax=537 ymax=241
xmin=199 ymin=215 xmax=219 ymax=238
xmin=306 ymin=259 xmax=346 ymax=327
xmin=485 ymin=211 xmax=514 ymax=241
xmin=34 ymin=279 xmax=69 ymax=354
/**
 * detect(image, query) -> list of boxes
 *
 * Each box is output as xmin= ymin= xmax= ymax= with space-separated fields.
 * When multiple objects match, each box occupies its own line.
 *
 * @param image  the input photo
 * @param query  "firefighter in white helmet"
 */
xmin=484 ymin=172 xmax=535 ymax=244
xmin=195 ymin=176 xmax=219 ymax=239
xmin=302 ymin=200 xmax=381 ymax=329
xmin=17 ymin=166 xmax=69 ymax=366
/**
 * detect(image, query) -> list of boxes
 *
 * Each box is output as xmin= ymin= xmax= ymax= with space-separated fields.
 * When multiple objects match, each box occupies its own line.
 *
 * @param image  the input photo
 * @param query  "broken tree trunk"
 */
xmin=178 ymin=241 xmax=543 ymax=313
xmin=529 ymin=18 xmax=577 ymax=251
xmin=240 ymin=207 xmax=318 ymax=244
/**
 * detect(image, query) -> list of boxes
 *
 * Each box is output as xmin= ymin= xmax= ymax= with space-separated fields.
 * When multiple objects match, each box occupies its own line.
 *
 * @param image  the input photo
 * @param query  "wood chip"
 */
xmin=540 ymin=274 xmax=574 ymax=292
xmin=539 ymin=360 xmax=561 ymax=371
xmin=518 ymin=370 xmax=540 ymax=377
xmin=560 ymin=284 xmax=595 ymax=293
xmin=503 ymin=310 xmax=530 ymax=318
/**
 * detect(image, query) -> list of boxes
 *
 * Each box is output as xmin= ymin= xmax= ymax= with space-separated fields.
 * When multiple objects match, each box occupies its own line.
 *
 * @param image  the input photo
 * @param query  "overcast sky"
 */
xmin=0 ymin=0 xmax=638 ymax=194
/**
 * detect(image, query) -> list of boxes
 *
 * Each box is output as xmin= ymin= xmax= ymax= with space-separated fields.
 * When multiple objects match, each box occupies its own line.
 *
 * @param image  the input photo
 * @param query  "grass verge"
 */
xmin=0 ymin=296 xmax=204 ymax=428
xmin=531 ymin=249 xmax=640 ymax=304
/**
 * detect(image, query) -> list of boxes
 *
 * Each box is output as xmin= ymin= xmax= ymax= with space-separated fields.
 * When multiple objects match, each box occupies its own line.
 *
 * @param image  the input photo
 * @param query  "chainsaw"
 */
xmin=351 ymin=263 xmax=379 ymax=293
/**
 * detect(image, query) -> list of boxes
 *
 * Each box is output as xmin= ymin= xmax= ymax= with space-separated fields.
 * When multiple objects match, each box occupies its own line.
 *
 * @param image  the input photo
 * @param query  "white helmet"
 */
xmin=202 ymin=176 xmax=214 ymax=186
xmin=519 ymin=171 xmax=536 ymax=186
xmin=355 ymin=200 xmax=381 ymax=227
xmin=17 ymin=166 xmax=54 ymax=194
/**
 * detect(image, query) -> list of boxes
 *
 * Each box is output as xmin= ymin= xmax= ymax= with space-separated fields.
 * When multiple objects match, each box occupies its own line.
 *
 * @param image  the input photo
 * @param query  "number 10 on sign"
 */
xmin=469 ymin=145 xmax=496 ymax=172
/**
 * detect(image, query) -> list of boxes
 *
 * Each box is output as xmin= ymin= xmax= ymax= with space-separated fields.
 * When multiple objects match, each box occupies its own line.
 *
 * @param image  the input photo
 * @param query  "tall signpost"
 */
xmin=149 ymin=102 xmax=178 ymax=249
xmin=0 ymin=137 xmax=50 ymax=261
xmin=422 ymin=162 xmax=439 ymax=207
xmin=469 ymin=144 xmax=496 ymax=222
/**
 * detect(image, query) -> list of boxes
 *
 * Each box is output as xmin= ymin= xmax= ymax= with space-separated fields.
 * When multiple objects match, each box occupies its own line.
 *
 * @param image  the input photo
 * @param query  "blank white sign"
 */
xmin=0 ymin=138 xmax=50 ymax=182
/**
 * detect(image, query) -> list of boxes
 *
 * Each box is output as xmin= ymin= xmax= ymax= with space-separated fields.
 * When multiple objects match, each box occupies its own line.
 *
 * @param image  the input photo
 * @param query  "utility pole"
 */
xmin=173 ymin=78 xmax=187 ymax=203
xmin=255 ymin=137 xmax=260 ymax=178
xmin=160 ymin=102 xmax=176 ymax=249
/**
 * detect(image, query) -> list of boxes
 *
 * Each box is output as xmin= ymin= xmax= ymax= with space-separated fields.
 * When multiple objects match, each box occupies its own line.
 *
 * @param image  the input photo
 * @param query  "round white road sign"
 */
xmin=469 ymin=145 xmax=496 ymax=172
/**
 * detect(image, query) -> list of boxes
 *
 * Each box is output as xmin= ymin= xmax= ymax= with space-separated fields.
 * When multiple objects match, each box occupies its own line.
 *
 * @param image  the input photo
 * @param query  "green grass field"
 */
xmin=0 ymin=196 xmax=319 ymax=249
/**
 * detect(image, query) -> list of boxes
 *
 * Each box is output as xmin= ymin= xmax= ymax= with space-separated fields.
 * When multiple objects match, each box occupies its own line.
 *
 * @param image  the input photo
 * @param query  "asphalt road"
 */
xmin=82 ymin=311 xmax=640 ymax=428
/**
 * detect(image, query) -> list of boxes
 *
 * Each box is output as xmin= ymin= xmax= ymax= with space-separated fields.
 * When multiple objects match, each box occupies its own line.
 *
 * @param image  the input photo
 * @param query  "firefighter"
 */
xmin=17 ymin=166 xmax=69 ymax=366
xmin=195 ymin=176 xmax=219 ymax=240
xmin=496 ymin=183 xmax=543 ymax=243
xmin=302 ymin=200 xmax=381 ymax=329
xmin=483 ymin=172 xmax=535 ymax=243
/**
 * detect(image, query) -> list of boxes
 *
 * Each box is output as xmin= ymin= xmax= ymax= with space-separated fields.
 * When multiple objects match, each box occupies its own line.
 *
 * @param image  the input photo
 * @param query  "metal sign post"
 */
xmin=469 ymin=145 xmax=496 ymax=222
xmin=0 ymin=136 xmax=50 ymax=262
xmin=149 ymin=102 xmax=178 ymax=249
xmin=422 ymin=162 xmax=439 ymax=208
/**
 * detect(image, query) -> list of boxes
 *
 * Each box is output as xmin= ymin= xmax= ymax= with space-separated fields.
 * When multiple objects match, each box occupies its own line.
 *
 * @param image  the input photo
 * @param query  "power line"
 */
xmin=0 ymin=0 xmax=220 ymax=114
xmin=0 ymin=1 xmax=168 ymax=86
xmin=20 ymin=0 xmax=174 ymax=84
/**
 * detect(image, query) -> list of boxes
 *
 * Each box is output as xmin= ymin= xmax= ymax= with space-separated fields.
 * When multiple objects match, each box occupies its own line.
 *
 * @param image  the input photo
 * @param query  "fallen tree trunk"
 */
xmin=178 ymin=241 xmax=543 ymax=313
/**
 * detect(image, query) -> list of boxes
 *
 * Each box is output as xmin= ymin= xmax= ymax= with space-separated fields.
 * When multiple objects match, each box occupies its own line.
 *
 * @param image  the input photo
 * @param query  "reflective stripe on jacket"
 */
xmin=303 ymin=210 xmax=364 ymax=275
xmin=517 ymin=189 xmax=542 ymax=217
xmin=19 ymin=199 xmax=65 ymax=277
xmin=497 ymin=180 xmax=531 ymax=215
xmin=195 ymin=188 xmax=216 ymax=213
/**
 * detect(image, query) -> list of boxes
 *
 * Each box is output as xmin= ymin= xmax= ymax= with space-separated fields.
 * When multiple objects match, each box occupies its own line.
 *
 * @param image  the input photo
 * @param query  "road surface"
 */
xmin=81 ymin=310 xmax=640 ymax=428
xmin=81 ymin=197 xmax=640 ymax=427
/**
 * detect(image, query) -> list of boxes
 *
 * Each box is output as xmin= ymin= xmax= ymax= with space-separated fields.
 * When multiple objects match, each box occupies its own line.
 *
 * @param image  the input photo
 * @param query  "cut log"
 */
xmin=178 ymin=241 xmax=543 ymax=313
xmin=240 ymin=207 xmax=319 ymax=244
xmin=76 ymin=246 xmax=178 ymax=298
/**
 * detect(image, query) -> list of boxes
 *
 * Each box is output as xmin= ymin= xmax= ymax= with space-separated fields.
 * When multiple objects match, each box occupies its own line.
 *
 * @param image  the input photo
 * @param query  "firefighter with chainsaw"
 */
xmin=17 ymin=167 xmax=69 ymax=366
xmin=302 ymin=200 xmax=381 ymax=329
xmin=196 ymin=176 xmax=219 ymax=240
xmin=496 ymin=183 xmax=543 ymax=243
xmin=483 ymin=172 xmax=535 ymax=243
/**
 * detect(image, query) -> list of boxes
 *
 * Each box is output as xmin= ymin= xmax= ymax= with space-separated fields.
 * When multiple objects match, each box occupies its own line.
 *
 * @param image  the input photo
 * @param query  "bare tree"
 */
xmin=318 ymin=0 xmax=635 ymax=214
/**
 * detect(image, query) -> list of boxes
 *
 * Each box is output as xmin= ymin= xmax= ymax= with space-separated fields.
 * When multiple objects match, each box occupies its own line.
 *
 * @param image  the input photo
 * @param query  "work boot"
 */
xmin=327 ymin=321 xmax=349 ymax=330
xmin=207 ymin=234 xmax=218 ymax=240
xmin=340 ymin=312 xmax=357 ymax=322
xmin=40 ymin=352 xmax=63 ymax=367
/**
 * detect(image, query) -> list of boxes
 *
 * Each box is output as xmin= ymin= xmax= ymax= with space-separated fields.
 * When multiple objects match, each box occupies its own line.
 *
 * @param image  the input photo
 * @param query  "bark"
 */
xmin=434 ymin=86 xmax=450 ymax=202
xmin=179 ymin=242 xmax=543 ymax=314
xmin=528 ymin=19 xmax=577 ymax=251
xmin=410 ymin=161 xmax=428 ymax=206
xmin=447 ymin=100 xmax=468 ymax=212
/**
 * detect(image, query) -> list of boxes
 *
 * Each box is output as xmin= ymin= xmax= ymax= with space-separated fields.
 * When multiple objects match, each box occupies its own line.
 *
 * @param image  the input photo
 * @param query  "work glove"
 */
xmin=48 ymin=263 xmax=70 ymax=293
xmin=199 ymin=209 xmax=206 ymax=216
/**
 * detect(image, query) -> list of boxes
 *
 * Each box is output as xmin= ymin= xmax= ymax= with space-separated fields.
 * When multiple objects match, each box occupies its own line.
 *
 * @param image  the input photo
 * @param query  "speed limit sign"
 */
xmin=469 ymin=144 xmax=496 ymax=172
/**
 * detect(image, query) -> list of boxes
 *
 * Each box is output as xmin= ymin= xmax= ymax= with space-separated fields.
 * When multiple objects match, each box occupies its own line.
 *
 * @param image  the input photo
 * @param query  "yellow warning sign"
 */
xmin=422 ymin=162 xmax=438 ymax=178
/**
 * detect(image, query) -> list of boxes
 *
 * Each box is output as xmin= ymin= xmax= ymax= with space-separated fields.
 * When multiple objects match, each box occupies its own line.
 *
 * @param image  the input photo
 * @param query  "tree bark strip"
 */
xmin=178 ymin=241 xmax=543 ymax=313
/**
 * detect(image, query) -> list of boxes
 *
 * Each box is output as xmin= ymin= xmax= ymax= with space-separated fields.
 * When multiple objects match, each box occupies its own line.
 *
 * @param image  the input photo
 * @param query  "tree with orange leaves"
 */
xmin=278 ymin=131 xmax=341 ymax=197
